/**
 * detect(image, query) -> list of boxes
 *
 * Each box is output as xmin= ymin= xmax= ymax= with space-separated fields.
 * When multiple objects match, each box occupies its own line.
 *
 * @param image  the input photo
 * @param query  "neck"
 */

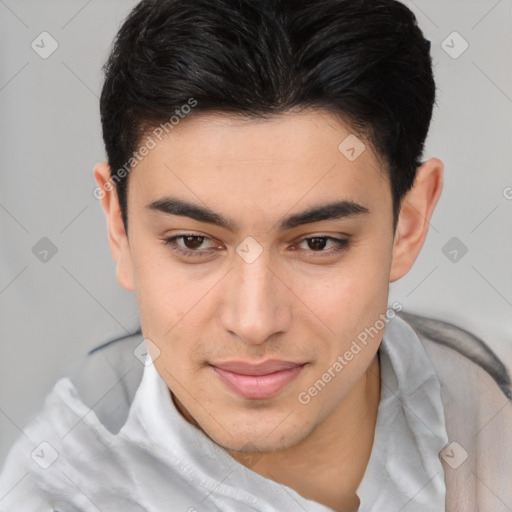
xmin=229 ymin=354 xmax=381 ymax=512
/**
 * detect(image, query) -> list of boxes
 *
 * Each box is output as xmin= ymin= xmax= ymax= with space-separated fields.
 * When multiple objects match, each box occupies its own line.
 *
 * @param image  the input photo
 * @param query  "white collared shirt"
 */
xmin=0 ymin=316 xmax=451 ymax=511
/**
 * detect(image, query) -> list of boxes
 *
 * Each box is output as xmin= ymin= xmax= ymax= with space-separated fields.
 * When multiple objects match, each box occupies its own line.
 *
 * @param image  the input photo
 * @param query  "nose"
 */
xmin=220 ymin=248 xmax=292 ymax=346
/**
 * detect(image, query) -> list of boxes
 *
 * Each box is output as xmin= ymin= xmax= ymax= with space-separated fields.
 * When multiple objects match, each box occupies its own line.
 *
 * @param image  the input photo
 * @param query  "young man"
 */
xmin=1 ymin=0 xmax=510 ymax=510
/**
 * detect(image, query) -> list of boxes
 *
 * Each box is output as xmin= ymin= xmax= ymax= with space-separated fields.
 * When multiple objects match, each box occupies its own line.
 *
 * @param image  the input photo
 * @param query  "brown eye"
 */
xmin=295 ymin=236 xmax=350 ymax=257
xmin=162 ymin=233 xmax=222 ymax=260
xmin=182 ymin=235 xmax=206 ymax=250
xmin=307 ymin=237 xmax=328 ymax=251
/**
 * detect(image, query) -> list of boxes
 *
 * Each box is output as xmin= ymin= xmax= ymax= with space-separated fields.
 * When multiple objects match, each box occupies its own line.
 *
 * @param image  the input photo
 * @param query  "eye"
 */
xmin=295 ymin=236 xmax=349 ymax=255
xmin=163 ymin=234 xmax=219 ymax=258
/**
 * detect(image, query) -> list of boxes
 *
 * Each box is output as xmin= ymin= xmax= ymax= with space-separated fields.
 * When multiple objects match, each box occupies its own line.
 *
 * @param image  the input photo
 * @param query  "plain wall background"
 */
xmin=1 ymin=0 xmax=511 ymax=466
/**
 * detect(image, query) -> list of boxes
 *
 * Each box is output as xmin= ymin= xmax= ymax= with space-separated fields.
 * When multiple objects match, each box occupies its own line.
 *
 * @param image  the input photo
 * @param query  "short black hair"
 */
xmin=100 ymin=0 xmax=436 ymax=230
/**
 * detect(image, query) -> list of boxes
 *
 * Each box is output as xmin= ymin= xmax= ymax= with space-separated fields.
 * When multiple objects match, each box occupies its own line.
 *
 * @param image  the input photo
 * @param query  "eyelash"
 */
xmin=162 ymin=234 xmax=350 ymax=259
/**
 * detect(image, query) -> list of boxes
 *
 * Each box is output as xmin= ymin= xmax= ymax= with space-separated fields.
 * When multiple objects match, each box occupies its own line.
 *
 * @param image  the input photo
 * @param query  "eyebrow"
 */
xmin=146 ymin=197 xmax=369 ymax=232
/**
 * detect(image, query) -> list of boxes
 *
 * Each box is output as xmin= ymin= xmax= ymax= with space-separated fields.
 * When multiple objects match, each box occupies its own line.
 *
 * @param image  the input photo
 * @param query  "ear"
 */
xmin=93 ymin=162 xmax=135 ymax=291
xmin=389 ymin=158 xmax=443 ymax=282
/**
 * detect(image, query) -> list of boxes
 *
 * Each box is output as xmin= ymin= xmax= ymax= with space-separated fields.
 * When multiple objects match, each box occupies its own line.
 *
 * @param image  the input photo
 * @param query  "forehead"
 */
xmin=142 ymin=109 xmax=379 ymax=165
xmin=128 ymin=110 xmax=390 ymax=219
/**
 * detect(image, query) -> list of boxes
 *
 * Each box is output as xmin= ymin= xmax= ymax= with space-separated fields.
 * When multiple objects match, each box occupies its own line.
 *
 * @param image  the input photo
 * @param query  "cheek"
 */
xmin=130 ymin=245 xmax=222 ymax=379
xmin=294 ymin=251 xmax=391 ymax=338
xmin=295 ymin=266 xmax=388 ymax=412
xmin=130 ymin=244 xmax=192 ymax=343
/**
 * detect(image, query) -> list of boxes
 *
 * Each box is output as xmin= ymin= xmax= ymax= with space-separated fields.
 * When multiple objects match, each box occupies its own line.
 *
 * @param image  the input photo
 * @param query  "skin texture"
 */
xmin=94 ymin=110 xmax=443 ymax=511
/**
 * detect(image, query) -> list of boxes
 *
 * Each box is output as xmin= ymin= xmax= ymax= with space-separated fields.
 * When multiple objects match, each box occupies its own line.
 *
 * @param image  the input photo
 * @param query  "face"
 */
xmin=96 ymin=110 xmax=442 ymax=453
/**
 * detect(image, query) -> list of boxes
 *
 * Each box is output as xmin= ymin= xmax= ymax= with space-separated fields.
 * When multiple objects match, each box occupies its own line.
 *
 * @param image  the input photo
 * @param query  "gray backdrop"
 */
xmin=1 ymin=0 xmax=511 ymax=466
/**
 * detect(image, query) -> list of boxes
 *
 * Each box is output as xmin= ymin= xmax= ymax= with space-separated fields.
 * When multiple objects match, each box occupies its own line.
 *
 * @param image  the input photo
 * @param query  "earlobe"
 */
xmin=389 ymin=158 xmax=443 ymax=282
xmin=116 ymin=251 xmax=136 ymax=292
xmin=93 ymin=162 xmax=135 ymax=292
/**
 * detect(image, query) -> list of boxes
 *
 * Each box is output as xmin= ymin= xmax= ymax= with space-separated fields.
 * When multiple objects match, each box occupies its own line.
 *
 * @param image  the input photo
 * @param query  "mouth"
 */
xmin=210 ymin=360 xmax=307 ymax=399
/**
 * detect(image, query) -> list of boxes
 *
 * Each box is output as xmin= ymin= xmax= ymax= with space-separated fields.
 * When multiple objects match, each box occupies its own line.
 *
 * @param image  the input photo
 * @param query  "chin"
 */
xmin=218 ymin=431 xmax=308 ymax=455
xmin=202 ymin=408 xmax=317 ymax=454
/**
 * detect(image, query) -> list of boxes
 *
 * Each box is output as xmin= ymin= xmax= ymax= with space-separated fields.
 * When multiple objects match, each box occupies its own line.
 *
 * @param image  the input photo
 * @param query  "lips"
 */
xmin=214 ymin=360 xmax=302 ymax=375
xmin=211 ymin=360 xmax=306 ymax=399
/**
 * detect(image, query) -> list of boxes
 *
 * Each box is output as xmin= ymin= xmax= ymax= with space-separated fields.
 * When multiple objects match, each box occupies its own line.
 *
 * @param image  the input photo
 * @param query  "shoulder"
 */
xmin=0 ymin=330 xmax=146 ymax=509
xmin=0 ymin=377 xmax=115 ymax=509
xmin=398 ymin=311 xmax=512 ymax=511
xmin=68 ymin=329 xmax=145 ymax=433
xmin=398 ymin=311 xmax=511 ymax=401
xmin=398 ymin=311 xmax=512 ymax=428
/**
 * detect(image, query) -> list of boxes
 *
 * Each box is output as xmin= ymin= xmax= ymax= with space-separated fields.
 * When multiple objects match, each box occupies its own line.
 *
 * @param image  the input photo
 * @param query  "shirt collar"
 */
xmin=121 ymin=314 xmax=448 ymax=511
xmin=356 ymin=314 xmax=449 ymax=511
